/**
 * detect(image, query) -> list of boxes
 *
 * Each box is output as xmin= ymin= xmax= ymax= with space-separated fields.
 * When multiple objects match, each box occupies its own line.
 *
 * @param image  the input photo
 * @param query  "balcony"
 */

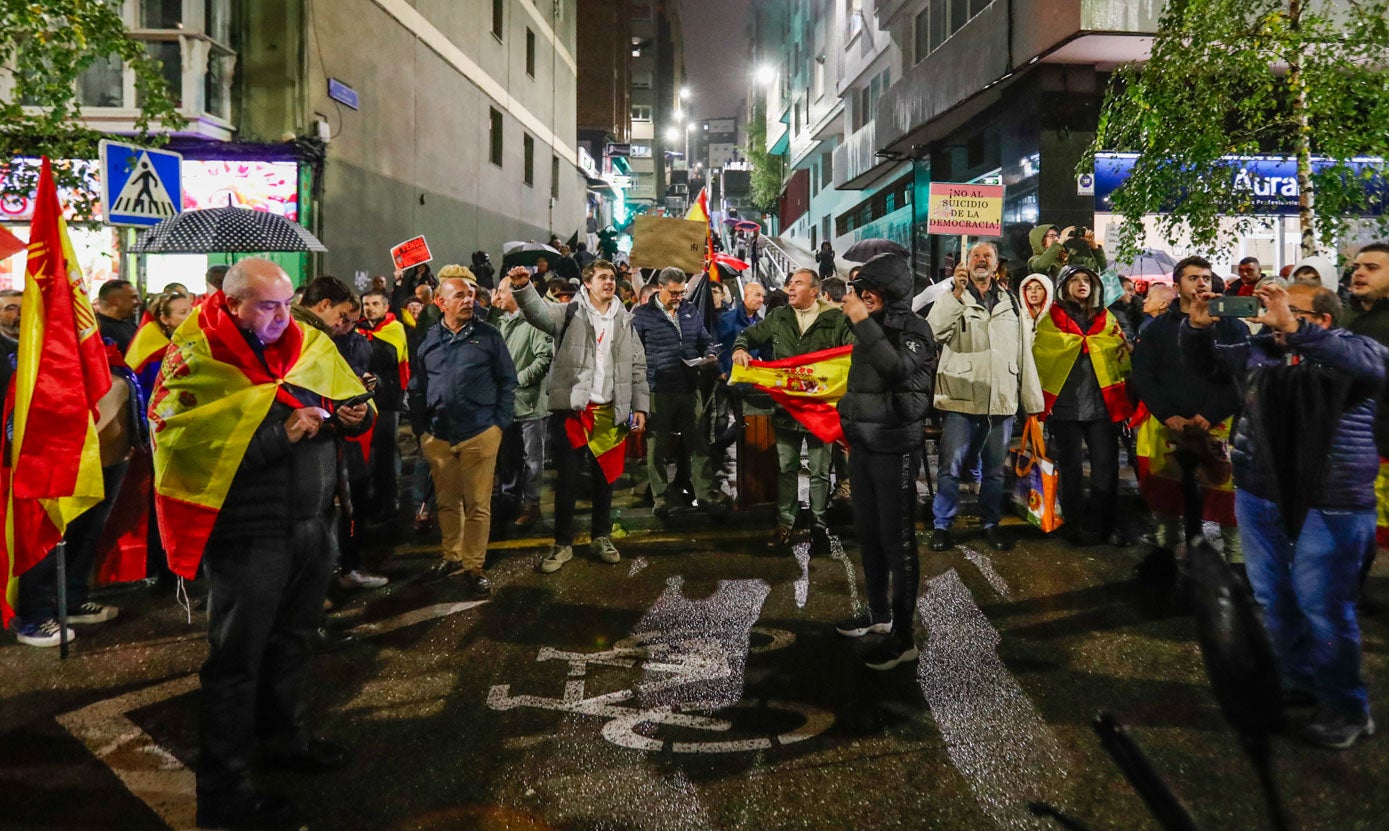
xmin=833 ymin=121 xmax=901 ymax=191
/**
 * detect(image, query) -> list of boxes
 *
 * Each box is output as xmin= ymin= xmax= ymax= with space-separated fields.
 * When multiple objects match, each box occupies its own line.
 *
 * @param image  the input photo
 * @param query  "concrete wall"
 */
xmin=301 ymin=0 xmax=585 ymax=277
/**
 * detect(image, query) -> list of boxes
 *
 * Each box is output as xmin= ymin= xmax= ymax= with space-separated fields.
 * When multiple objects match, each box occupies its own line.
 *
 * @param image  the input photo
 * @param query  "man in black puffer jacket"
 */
xmin=834 ymin=253 xmax=938 ymax=671
xmin=1182 ymin=280 xmax=1385 ymax=750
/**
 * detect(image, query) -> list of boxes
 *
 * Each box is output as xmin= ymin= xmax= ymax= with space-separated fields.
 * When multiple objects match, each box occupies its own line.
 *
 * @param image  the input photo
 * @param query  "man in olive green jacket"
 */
xmin=733 ymin=268 xmax=856 ymax=550
xmin=492 ymin=281 xmax=554 ymax=528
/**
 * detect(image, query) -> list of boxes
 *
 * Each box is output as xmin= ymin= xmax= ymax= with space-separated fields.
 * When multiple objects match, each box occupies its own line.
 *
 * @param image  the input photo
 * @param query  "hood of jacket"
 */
xmin=290 ymin=304 xmax=334 ymax=335
xmin=1018 ymin=273 xmax=1055 ymax=321
xmin=852 ymin=253 xmax=913 ymax=314
xmin=1055 ymin=265 xmax=1104 ymax=310
xmin=577 ymin=285 xmax=622 ymax=324
xmin=1029 ymin=224 xmax=1059 ymax=255
xmin=1291 ymin=255 xmax=1338 ymax=290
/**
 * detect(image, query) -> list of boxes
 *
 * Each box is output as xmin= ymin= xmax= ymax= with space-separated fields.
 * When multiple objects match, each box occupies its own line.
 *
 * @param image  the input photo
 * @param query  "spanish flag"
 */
xmin=150 ymin=293 xmax=365 ymax=578
xmin=686 ymin=186 xmax=709 ymax=224
xmin=730 ymin=345 xmax=853 ymax=443
xmin=564 ymin=403 xmax=629 ymax=484
xmin=1032 ymin=306 xmax=1132 ymax=422
xmin=361 ymin=313 xmax=411 ymax=391
xmin=125 ymin=319 xmax=171 ymax=393
xmin=1 ymin=158 xmax=112 ymax=625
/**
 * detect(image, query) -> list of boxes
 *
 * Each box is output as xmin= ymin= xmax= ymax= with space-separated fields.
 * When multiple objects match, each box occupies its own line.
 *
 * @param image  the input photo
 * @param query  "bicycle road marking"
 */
xmin=55 ymin=599 xmax=487 ymax=831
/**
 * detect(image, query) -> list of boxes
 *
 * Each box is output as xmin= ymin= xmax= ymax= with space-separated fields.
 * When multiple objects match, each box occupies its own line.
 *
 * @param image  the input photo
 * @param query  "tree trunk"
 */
xmin=1288 ymin=0 xmax=1316 ymax=257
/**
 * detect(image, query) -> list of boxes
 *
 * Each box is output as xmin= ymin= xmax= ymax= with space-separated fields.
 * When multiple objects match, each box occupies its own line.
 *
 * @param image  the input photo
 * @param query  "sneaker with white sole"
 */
xmin=835 ymin=614 xmax=892 ymax=638
xmin=1302 ymin=710 xmax=1375 ymax=750
xmin=539 ymin=545 xmax=573 ymax=573
xmin=15 ymin=619 xmax=78 ymax=648
xmin=591 ymin=536 xmax=621 ymax=564
xmin=67 ymin=602 xmax=118 ymax=624
xmin=338 ymin=570 xmax=389 ymax=590
xmin=864 ymin=638 xmax=920 ymax=671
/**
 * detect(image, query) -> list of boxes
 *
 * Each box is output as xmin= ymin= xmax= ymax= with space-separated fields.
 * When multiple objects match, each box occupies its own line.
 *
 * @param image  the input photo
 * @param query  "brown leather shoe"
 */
xmin=765 ymin=526 xmax=794 ymax=550
xmin=514 ymin=499 xmax=540 ymax=529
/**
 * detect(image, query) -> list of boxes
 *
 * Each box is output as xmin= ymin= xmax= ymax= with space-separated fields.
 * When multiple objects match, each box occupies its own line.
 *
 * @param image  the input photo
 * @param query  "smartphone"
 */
xmin=337 ymin=391 xmax=375 ymax=409
xmin=1209 ymin=296 xmax=1261 ymax=318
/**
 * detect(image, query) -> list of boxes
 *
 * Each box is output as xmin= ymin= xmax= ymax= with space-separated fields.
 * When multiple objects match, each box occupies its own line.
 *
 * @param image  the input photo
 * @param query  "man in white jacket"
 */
xmin=926 ymin=241 xmax=1044 ymax=551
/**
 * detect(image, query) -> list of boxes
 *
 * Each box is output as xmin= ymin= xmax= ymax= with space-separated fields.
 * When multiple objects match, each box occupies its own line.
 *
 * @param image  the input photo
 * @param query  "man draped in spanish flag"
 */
xmin=358 ymin=288 xmax=410 ymax=523
xmin=151 ymin=258 xmax=370 ymax=828
xmin=732 ymin=267 xmax=855 ymax=552
xmin=1031 ymin=265 xmax=1132 ymax=546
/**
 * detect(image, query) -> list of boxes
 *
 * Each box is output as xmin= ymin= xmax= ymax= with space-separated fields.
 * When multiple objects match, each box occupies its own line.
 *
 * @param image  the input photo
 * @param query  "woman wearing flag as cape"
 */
xmin=150 ymin=257 xmax=371 ymax=828
xmin=1031 ymin=264 xmax=1133 ymax=547
xmin=506 ymin=260 xmax=649 ymax=575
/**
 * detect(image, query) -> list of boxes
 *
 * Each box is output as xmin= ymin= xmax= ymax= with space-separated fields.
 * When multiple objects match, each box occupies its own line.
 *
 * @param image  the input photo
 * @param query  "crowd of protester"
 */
xmin=5 ymin=233 xmax=1389 ymax=827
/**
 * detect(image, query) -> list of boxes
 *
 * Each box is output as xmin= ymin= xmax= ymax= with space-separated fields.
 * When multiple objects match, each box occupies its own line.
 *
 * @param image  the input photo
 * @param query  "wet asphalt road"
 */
xmin=4 ymin=495 xmax=1389 ymax=831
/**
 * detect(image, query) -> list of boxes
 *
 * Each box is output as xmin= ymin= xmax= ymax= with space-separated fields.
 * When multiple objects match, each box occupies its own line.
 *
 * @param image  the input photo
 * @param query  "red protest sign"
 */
xmin=391 ymin=235 xmax=432 ymax=270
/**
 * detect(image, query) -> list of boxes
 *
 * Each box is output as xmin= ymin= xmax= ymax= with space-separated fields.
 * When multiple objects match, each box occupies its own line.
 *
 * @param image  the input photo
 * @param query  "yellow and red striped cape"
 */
xmin=361 ymin=313 xmax=411 ymax=391
xmin=1033 ymin=305 xmax=1132 ymax=422
xmin=150 ymin=293 xmax=365 ymax=578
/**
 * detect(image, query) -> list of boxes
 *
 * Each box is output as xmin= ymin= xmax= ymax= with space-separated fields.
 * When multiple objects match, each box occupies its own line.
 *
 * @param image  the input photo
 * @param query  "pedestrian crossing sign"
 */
xmin=100 ymin=140 xmax=183 ymax=227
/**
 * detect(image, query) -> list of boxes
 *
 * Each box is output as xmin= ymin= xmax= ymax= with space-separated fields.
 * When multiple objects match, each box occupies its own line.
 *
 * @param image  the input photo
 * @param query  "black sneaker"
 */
xmin=928 ymin=528 xmax=952 ymax=552
xmin=196 ymin=790 xmax=296 ymax=830
xmin=809 ymin=524 xmax=832 ymax=555
xmin=421 ymin=560 xmax=463 ymax=582
xmin=835 ymin=613 xmax=892 ymax=638
xmin=984 ymin=525 xmax=1012 ymax=551
xmin=1302 ymin=710 xmax=1374 ymax=750
xmin=460 ymin=569 xmax=492 ymax=597
xmin=863 ymin=638 xmax=920 ymax=671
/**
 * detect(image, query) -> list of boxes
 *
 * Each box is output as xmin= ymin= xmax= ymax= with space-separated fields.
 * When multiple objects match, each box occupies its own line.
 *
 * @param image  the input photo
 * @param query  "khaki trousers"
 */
xmin=421 ymin=426 xmax=503 ymax=570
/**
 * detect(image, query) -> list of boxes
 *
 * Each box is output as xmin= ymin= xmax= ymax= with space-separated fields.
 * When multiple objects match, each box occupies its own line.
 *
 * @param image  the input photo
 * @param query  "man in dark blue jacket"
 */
xmin=632 ymin=266 xmax=727 ymax=518
xmin=408 ymin=277 xmax=516 ymax=593
xmin=1184 ymin=280 xmax=1386 ymax=750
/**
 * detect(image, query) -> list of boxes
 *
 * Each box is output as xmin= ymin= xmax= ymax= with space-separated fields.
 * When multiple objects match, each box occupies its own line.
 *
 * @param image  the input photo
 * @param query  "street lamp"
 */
xmin=679 ymin=86 xmax=691 ymax=101
xmin=755 ymin=65 xmax=777 ymax=86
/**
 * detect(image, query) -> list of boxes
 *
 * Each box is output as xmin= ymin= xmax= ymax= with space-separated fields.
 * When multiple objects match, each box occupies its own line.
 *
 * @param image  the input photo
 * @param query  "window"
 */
xmin=822 ymin=150 xmax=833 ymax=185
xmin=631 ymin=105 xmax=652 ymax=122
xmin=143 ymin=40 xmax=183 ymax=107
xmin=142 ymin=0 xmax=182 ymax=29
xmin=492 ymin=0 xmax=504 ymax=40
xmin=630 ymin=143 xmax=652 ymax=158
xmin=526 ymin=28 xmax=536 ymax=77
xmin=490 ymin=108 xmax=504 ymax=167
xmin=78 ymin=54 xmax=123 ymax=108
xmin=552 ymin=155 xmax=560 ymax=199
xmin=913 ymin=10 xmax=929 ymax=65
xmin=523 ymin=134 xmax=535 ymax=186
xmin=632 ymin=71 xmax=653 ymax=90
xmin=929 ymin=0 xmax=947 ymax=51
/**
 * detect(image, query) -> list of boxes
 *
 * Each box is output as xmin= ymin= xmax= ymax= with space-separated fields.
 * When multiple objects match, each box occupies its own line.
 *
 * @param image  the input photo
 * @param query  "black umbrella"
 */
xmin=843 ymin=238 xmax=909 ymax=262
xmin=502 ymin=241 xmax=561 ymax=267
xmin=130 ymin=207 xmax=327 ymax=253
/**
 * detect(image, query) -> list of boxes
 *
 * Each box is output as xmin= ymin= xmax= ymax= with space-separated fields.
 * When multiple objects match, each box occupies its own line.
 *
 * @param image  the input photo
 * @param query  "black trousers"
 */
xmin=1049 ymin=418 xmax=1120 ymax=536
xmin=337 ymin=476 xmax=371 ymax=573
xmin=551 ymin=414 xmax=613 ymax=546
xmin=368 ymin=411 xmax=401 ymax=518
xmin=850 ymin=447 xmax=922 ymax=645
xmin=197 ymin=515 xmax=335 ymax=801
xmin=18 ymin=461 xmax=128 ymax=621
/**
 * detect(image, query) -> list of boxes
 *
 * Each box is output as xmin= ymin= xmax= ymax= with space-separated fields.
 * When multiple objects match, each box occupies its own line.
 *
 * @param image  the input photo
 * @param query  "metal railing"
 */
xmin=754 ymin=236 xmax=804 ymax=287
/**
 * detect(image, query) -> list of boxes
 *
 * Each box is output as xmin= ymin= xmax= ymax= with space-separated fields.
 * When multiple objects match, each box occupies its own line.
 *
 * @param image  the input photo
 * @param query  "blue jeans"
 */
xmin=1236 ymin=490 xmax=1372 ymax=719
xmin=933 ymin=412 xmax=1013 ymax=530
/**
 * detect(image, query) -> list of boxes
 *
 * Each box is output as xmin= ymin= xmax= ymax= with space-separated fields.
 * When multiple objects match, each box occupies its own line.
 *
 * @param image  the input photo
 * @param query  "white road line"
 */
xmin=56 ymin=599 xmax=487 ymax=831
xmin=919 ymin=569 xmax=1071 ymax=829
xmin=958 ymin=545 xmax=1013 ymax=599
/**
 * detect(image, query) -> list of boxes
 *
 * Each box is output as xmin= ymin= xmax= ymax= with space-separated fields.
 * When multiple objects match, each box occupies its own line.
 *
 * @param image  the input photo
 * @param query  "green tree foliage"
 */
xmin=1 ymin=0 xmax=185 ymax=221
xmin=746 ymin=100 xmax=785 ymax=213
xmin=1085 ymin=0 xmax=1389 ymax=259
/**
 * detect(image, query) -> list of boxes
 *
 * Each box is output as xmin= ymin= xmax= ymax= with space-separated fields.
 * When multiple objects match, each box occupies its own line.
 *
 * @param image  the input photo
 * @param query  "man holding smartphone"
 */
xmin=408 ymin=277 xmax=517 ymax=592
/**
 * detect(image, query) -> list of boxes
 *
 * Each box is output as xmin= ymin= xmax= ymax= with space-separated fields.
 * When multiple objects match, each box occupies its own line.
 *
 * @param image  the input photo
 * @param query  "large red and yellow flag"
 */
xmin=729 ymin=345 xmax=853 ymax=443
xmin=1033 ymin=306 xmax=1132 ymax=422
xmin=564 ymin=403 xmax=630 ymax=484
xmin=685 ymin=186 xmax=709 ymax=224
xmin=361 ymin=313 xmax=411 ymax=391
xmin=150 ymin=293 xmax=365 ymax=578
xmin=1 ymin=157 xmax=113 ymax=624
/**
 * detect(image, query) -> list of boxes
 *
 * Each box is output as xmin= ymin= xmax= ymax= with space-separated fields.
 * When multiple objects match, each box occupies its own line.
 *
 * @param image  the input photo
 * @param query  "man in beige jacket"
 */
xmin=926 ymin=241 xmax=1043 ymax=552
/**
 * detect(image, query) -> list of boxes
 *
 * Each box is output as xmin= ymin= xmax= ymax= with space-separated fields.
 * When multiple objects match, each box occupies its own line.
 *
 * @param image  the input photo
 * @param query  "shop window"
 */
xmin=524 ymin=134 xmax=535 ymax=186
xmin=490 ymin=108 xmax=504 ymax=167
xmin=526 ymin=28 xmax=536 ymax=77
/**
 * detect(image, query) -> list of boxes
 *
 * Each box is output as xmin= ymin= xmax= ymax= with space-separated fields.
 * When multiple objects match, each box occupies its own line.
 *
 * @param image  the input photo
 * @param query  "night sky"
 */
xmin=675 ymin=0 xmax=751 ymax=122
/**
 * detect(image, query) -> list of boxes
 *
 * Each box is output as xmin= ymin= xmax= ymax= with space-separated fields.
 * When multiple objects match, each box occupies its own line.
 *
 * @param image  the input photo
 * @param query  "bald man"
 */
xmin=184 ymin=258 xmax=370 ymax=828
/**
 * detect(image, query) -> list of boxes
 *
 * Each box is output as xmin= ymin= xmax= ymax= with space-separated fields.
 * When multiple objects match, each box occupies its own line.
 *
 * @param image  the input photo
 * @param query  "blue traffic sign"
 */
xmin=100 ymin=140 xmax=183 ymax=227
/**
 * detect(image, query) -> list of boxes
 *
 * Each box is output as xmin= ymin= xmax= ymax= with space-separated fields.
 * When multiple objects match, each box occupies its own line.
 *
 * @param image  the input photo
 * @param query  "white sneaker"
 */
xmin=338 ymin=570 xmax=389 ymax=590
xmin=539 ymin=545 xmax=573 ymax=573
xmin=67 ymin=602 xmax=119 ymax=624
xmin=15 ymin=619 xmax=78 ymax=648
xmin=591 ymin=536 xmax=621 ymax=564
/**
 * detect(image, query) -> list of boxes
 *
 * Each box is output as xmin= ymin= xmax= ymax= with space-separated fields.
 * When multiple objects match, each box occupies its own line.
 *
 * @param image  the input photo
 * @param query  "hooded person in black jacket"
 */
xmin=834 ymin=253 xmax=938 ymax=671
